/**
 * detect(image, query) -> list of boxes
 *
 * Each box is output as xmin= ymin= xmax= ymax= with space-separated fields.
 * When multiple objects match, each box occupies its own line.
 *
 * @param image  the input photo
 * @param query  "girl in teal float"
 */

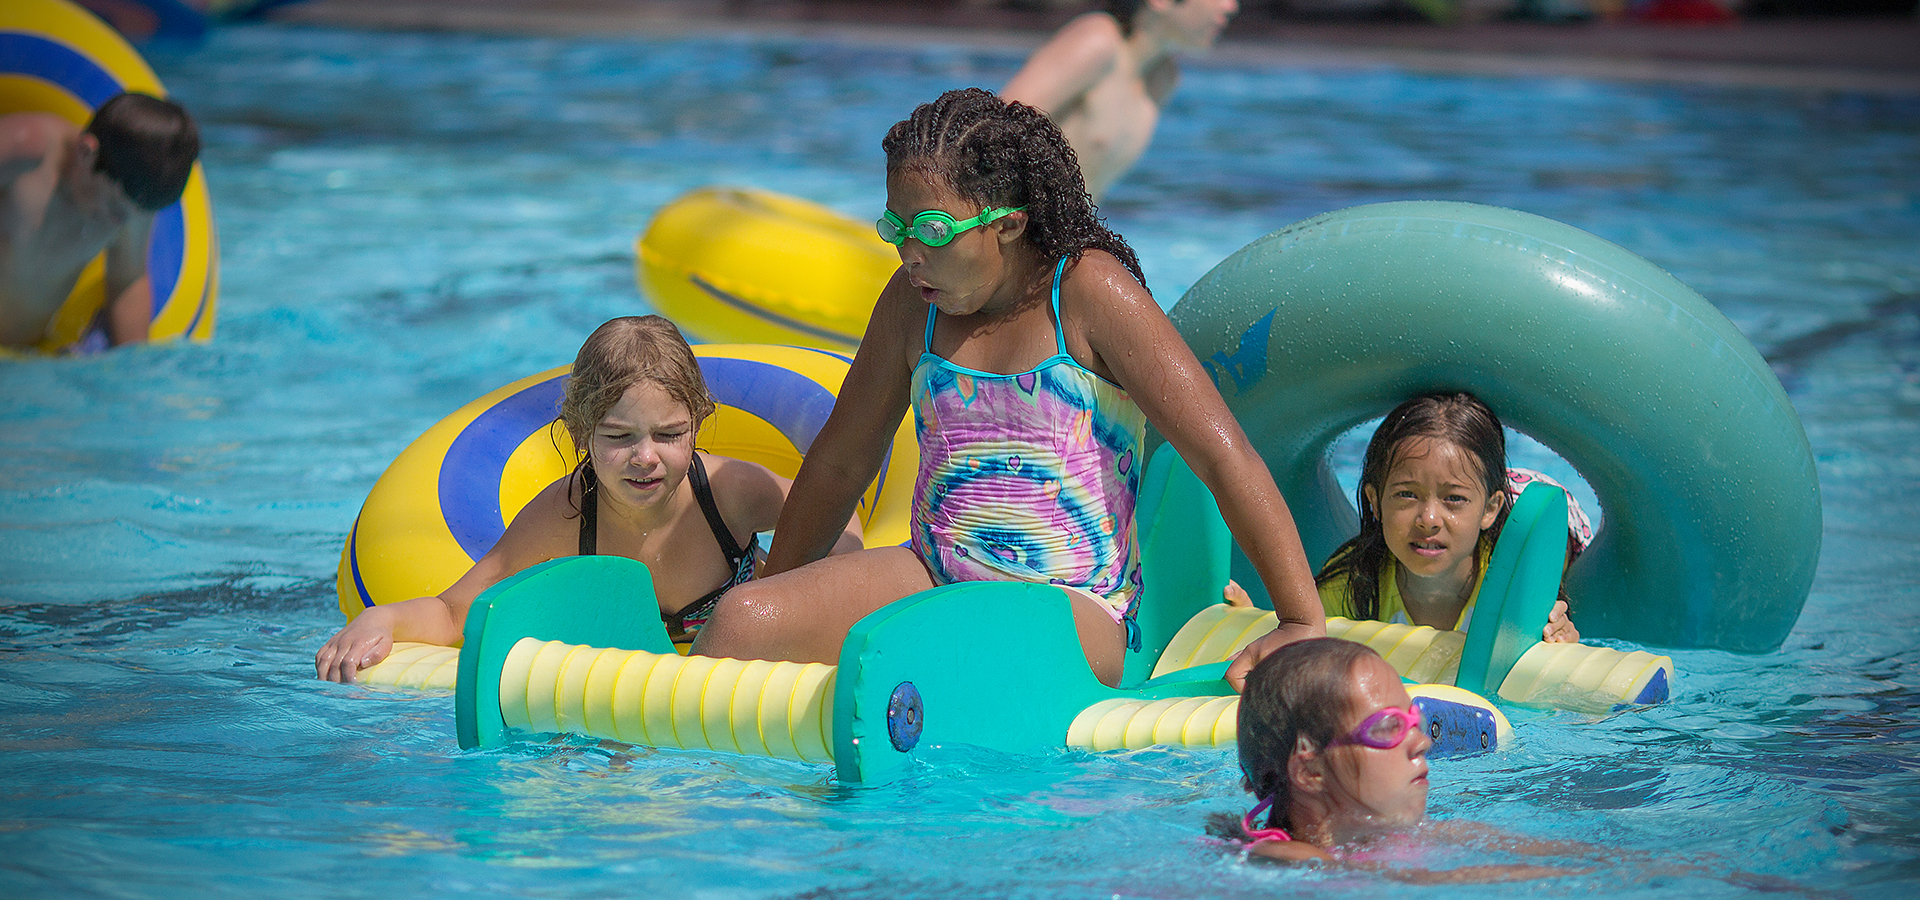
xmin=1316 ymin=392 xmax=1587 ymax=642
xmin=693 ymin=87 xmax=1326 ymax=686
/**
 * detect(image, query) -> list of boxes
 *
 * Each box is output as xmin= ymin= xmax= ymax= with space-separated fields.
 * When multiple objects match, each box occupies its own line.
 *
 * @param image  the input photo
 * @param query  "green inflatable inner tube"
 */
xmin=1168 ymin=201 xmax=1820 ymax=652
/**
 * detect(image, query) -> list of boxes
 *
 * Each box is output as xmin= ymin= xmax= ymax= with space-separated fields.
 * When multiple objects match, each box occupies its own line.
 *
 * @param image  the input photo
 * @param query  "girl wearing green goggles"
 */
xmin=876 ymin=206 xmax=1024 ymax=247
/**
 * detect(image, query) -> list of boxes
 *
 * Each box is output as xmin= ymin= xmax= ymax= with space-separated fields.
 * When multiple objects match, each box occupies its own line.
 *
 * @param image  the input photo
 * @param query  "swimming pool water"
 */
xmin=2 ymin=21 xmax=1917 ymax=899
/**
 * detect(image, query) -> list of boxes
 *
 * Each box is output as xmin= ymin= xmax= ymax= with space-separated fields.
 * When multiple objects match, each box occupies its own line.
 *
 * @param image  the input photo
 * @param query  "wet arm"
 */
xmin=1075 ymin=263 xmax=1324 ymax=680
xmin=762 ymin=272 xmax=915 ymax=576
xmin=103 ymin=215 xmax=153 ymax=345
xmin=314 ymin=483 xmax=564 ymax=681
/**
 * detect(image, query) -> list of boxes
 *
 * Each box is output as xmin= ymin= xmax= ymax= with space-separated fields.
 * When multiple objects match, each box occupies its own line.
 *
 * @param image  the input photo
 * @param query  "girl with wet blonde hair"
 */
xmin=316 ymin=316 xmax=862 ymax=682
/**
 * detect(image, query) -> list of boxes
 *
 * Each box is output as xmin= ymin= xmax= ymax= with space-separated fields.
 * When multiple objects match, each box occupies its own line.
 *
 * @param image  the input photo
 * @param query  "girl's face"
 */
xmin=589 ymin=380 xmax=697 ymax=514
xmin=1362 ymin=436 xmax=1504 ymax=584
xmin=883 ymin=167 xmax=1022 ymax=317
xmin=1322 ymin=655 xmax=1431 ymax=827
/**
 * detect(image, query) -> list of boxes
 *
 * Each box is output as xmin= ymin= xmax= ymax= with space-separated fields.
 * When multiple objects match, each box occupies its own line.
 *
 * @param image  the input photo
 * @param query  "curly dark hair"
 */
xmin=881 ymin=87 xmax=1145 ymax=289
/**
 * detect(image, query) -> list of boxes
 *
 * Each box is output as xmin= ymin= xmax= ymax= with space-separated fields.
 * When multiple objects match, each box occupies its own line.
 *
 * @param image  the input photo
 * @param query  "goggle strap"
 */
xmin=1241 ymin=795 xmax=1292 ymax=844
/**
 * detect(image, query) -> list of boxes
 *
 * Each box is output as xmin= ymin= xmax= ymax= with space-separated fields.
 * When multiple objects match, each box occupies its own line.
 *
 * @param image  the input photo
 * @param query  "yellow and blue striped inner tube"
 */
xmin=0 ymin=0 xmax=219 ymax=351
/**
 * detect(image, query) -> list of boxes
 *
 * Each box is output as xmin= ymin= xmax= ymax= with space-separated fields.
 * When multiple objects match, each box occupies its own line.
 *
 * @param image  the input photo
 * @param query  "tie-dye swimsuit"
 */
xmin=910 ymin=258 xmax=1147 ymax=648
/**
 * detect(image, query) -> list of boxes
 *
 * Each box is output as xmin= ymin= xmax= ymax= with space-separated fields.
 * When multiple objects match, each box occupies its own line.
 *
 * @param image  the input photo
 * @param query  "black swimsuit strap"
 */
xmin=578 ymin=455 xmax=750 ymax=637
xmin=577 ymin=464 xmax=598 ymax=556
xmin=687 ymin=453 xmax=748 ymax=570
xmin=579 ymin=458 xmax=742 ymax=565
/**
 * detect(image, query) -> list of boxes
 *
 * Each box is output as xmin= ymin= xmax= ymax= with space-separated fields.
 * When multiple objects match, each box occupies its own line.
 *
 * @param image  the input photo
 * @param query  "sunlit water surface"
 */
xmin=1 ymin=23 xmax=1916 ymax=899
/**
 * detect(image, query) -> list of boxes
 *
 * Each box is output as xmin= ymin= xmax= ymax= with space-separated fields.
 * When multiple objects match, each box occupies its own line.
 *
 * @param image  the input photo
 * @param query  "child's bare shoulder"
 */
xmin=700 ymin=453 xmax=786 ymax=529
xmin=1009 ymin=12 xmax=1127 ymax=98
xmin=1051 ymin=11 xmax=1127 ymax=51
xmin=1061 ymin=250 xmax=1156 ymax=311
xmin=0 ymin=113 xmax=68 ymax=177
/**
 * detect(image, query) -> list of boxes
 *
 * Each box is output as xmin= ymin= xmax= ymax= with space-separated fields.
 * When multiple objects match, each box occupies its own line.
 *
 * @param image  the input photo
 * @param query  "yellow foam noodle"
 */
xmin=498 ymin=638 xmax=836 ymax=763
xmin=755 ymin=659 xmax=806 ymax=760
xmin=1158 ymin=605 xmax=1470 ymax=684
xmin=1067 ymin=696 xmax=1239 ymax=752
xmin=353 ymin=641 xmax=460 ymax=690
xmin=726 ymin=659 xmax=779 ymax=757
xmin=580 ymin=649 xmax=626 ymax=739
xmin=1325 ymin=617 xmax=1465 ymax=684
xmin=608 ymin=649 xmax=661 ymax=745
xmin=1153 ymin=604 xmax=1278 ymax=677
xmin=1498 ymin=641 xmax=1674 ymax=711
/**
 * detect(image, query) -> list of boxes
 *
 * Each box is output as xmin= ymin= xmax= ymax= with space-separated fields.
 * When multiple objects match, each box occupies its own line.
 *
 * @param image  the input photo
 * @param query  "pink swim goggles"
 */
xmin=1330 ymin=701 xmax=1425 ymax=751
xmin=1239 ymin=702 xmax=1427 ymax=846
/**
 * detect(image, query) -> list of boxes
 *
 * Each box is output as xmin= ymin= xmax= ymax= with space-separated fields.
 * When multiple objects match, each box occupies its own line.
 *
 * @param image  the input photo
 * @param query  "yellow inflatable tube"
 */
xmin=1161 ymin=605 xmax=1675 ymax=713
xmin=1064 ymin=684 xmax=1508 ymax=754
xmin=336 ymin=343 xmax=919 ymax=622
xmin=0 ymin=0 xmax=219 ymax=352
xmin=636 ymin=187 xmax=896 ymax=353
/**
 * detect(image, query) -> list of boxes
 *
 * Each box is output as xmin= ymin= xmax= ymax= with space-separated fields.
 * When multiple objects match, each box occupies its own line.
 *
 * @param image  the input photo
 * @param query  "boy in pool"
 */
xmin=0 ymin=92 xmax=200 ymax=350
xmin=1002 ymin=0 xmax=1238 ymax=202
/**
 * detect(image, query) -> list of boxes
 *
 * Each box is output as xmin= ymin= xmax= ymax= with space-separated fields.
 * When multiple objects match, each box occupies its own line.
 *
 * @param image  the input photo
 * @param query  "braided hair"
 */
xmin=881 ymin=87 xmax=1146 ymax=289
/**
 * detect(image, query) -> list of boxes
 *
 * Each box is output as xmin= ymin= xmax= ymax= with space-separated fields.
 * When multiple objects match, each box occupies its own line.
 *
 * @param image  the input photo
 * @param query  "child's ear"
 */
xmin=1288 ymin=737 xmax=1325 ymax=795
xmin=993 ymin=210 xmax=1027 ymax=245
xmin=1361 ymin=483 xmax=1379 ymax=523
xmin=1480 ymin=488 xmax=1506 ymax=532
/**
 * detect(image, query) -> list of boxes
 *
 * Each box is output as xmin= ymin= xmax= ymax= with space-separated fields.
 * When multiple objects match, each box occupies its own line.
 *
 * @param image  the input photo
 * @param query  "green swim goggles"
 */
xmin=876 ymin=206 xmax=1024 ymax=247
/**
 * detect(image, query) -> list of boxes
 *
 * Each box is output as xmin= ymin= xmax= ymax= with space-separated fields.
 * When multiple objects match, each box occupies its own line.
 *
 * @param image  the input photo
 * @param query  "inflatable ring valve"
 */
xmin=0 ymin=0 xmax=219 ymax=351
xmin=1170 ymin=201 xmax=1819 ymax=652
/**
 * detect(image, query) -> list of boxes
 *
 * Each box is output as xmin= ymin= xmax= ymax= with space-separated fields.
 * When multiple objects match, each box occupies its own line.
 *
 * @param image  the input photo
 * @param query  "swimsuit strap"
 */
xmin=687 ymin=453 xmax=749 ymax=568
xmin=1241 ymin=795 xmax=1293 ymax=844
xmin=664 ymin=453 xmax=758 ymax=642
xmin=577 ymin=464 xmax=598 ymax=556
xmin=922 ymin=257 xmax=1073 ymax=357
xmin=1048 ymin=256 xmax=1069 ymax=357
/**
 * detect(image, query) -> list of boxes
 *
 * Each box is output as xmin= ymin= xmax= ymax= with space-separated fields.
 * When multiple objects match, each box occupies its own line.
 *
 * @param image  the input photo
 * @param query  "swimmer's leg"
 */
xmin=692 ymin=545 xmax=935 ymax=666
xmin=693 ymin=547 xmax=1129 ymax=686
xmin=1062 ymin=587 xmax=1126 ymax=687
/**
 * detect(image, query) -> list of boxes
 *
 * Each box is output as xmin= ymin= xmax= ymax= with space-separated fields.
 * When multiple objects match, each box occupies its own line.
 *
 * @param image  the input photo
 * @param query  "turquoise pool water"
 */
xmin=3 ymin=22 xmax=1917 ymax=898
